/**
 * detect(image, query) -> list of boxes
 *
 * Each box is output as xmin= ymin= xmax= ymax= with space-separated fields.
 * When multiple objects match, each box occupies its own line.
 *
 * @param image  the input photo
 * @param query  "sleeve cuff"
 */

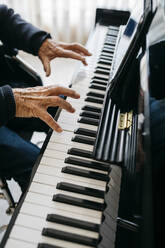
xmin=31 ymin=32 xmax=51 ymax=56
xmin=0 ymin=85 xmax=15 ymax=125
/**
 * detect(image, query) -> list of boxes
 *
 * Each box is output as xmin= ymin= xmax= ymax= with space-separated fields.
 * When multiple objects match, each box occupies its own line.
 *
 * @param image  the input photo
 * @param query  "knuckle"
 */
xmin=54 ymin=96 xmax=61 ymax=104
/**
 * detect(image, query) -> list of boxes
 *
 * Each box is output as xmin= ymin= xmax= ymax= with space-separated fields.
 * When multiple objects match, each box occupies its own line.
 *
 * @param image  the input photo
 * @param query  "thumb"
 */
xmin=41 ymin=57 xmax=51 ymax=77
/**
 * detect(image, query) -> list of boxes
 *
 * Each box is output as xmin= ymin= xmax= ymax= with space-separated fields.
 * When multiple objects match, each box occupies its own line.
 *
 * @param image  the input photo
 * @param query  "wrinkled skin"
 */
xmin=13 ymin=85 xmax=80 ymax=132
xmin=38 ymin=39 xmax=92 ymax=76
xmin=13 ymin=40 xmax=91 ymax=132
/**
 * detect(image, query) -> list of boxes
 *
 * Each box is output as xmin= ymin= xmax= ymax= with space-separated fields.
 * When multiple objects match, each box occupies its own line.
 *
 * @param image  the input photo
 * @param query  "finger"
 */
xmin=39 ymin=109 xmax=63 ymax=132
xmin=44 ymin=96 xmax=76 ymax=113
xmin=64 ymin=43 xmax=92 ymax=56
xmin=57 ymin=47 xmax=88 ymax=65
xmin=41 ymin=57 xmax=51 ymax=76
xmin=48 ymin=86 xmax=80 ymax=99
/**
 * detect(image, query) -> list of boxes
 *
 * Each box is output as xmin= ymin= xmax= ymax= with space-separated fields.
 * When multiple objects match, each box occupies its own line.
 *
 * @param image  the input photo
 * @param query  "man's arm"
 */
xmin=0 ymin=4 xmax=50 ymax=55
xmin=0 ymin=85 xmax=15 ymax=125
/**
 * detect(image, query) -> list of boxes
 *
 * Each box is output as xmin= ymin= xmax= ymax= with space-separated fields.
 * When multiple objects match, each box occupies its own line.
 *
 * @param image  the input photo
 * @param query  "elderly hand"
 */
xmin=13 ymin=85 xmax=80 ymax=132
xmin=38 ymin=39 xmax=92 ymax=76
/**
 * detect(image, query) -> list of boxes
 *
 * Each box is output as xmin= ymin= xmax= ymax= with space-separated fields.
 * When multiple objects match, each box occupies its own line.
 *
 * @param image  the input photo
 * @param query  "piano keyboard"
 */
xmin=5 ymin=24 xmax=123 ymax=248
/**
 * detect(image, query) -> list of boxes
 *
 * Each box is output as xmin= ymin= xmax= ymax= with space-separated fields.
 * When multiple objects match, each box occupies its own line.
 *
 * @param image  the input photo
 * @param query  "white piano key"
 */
xmin=39 ymin=160 xmax=107 ymax=175
xmin=92 ymin=72 xmax=109 ymax=80
xmin=33 ymin=165 xmax=105 ymax=191
xmin=25 ymin=192 xmax=102 ymax=219
xmin=44 ymin=147 xmax=97 ymax=162
xmin=47 ymin=141 xmax=93 ymax=153
xmin=56 ymin=119 xmax=98 ymax=132
xmin=50 ymin=130 xmax=74 ymax=144
xmin=29 ymin=182 xmax=104 ymax=203
xmin=40 ymin=154 xmax=109 ymax=170
xmin=67 ymin=98 xmax=103 ymax=108
xmin=72 ymin=85 xmax=106 ymax=95
xmin=33 ymin=167 xmax=106 ymax=187
xmin=20 ymin=202 xmax=101 ymax=224
xmin=97 ymin=63 xmax=111 ymax=70
xmin=5 ymin=239 xmax=36 ymax=248
xmin=36 ymin=165 xmax=107 ymax=187
xmin=10 ymin=226 xmax=94 ymax=248
xmin=49 ymin=131 xmax=95 ymax=149
xmin=16 ymin=213 xmax=99 ymax=239
xmin=40 ymin=155 xmax=109 ymax=174
xmin=65 ymin=122 xmax=98 ymax=132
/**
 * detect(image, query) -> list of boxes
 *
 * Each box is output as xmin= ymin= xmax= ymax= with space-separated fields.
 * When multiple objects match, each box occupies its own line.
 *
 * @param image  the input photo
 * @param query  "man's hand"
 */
xmin=13 ymin=85 xmax=80 ymax=132
xmin=38 ymin=39 xmax=92 ymax=76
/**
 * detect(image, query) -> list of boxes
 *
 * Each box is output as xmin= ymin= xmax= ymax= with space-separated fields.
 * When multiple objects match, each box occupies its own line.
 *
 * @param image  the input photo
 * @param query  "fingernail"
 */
xmin=71 ymin=108 xmax=75 ymax=113
xmin=57 ymin=127 xmax=63 ymax=132
xmin=76 ymin=93 xmax=80 ymax=98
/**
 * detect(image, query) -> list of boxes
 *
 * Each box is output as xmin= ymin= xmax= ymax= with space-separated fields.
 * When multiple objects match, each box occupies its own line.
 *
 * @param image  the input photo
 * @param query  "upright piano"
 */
xmin=1 ymin=0 xmax=158 ymax=247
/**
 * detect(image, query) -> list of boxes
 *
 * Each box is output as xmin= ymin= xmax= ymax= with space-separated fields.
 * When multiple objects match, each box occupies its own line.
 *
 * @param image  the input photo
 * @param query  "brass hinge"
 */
xmin=118 ymin=111 xmax=133 ymax=130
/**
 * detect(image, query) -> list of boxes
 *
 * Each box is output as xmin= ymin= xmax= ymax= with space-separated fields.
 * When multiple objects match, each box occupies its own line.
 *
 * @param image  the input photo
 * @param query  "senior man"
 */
xmin=0 ymin=4 xmax=91 ymax=193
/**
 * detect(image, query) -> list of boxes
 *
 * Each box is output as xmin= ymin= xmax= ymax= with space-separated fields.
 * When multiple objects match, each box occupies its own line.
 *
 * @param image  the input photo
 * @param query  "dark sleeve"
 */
xmin=0 ymin=4 xmax=51 ymax=55
xmin=0 ymin=85 xmax=16 ymax=126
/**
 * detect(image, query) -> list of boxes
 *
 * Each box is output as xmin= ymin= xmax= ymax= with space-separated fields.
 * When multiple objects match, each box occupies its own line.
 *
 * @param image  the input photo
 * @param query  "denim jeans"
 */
xmin=150 ymin=97 xmax=165 ymax=167
xmin=150 ymin=97 xmax=165 ymax=242
xmin=0 ymin=126 xmax=40 ymax=192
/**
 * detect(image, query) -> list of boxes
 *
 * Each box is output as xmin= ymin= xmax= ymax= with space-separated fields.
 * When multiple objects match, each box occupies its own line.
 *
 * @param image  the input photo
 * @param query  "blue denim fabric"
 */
xmin=0 ymin=126 xmax=40 ymax=192
xmin=150 ymin=97 xmax=165 ymax=167
xmin=0 ymin=95 xmax=64 ymax=192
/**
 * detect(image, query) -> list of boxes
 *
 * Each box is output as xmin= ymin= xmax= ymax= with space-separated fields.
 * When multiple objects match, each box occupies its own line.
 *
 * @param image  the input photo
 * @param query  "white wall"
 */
xmin=0 ymin=0 xmax=137 ymax=43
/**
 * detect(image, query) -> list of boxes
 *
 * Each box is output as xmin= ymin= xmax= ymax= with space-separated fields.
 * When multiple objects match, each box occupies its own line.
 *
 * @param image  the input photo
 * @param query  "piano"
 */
xmin=1 ymin=0 xmax=158 ymax=247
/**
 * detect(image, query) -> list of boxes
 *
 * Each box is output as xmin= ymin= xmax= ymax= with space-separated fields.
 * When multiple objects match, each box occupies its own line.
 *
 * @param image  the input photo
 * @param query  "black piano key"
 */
xmin=62 ymin=166 xmax=109 ymax=181
xmin=90 ymin=80 xmax=108 ymax=86
xmin=92 ymin=76 xmax=108 ymax=82
xmin=105 ymin=38 xmax=116 ymax=44
xmin=78 ymin=117 xmax=99 ymax=126
xmin=89 ymin=84 xmax=106 ymax=91
xmin=85 ymin=97 xmax=103 ymax=104
xmin=104 ymin=39 xmax=116 ymax=45
xmin=104 ymin=41 xmax=115 ymax=46
xmin=53 ymin=194 xmax=105 ymax=211
xmin=80 ymin=111 xmax=101 ymax=119
xmin=67 ymin=148 xmax=92 ymax=158
xmin=107 ymin=29 xmax=118 ymax=36
xmin=101 ymin=50 xmax=113 ymax=55
xmin=72 ymin=135 xmax=95 ymax=145
xmin=87 ymin=92 xmax=105 ymax=99
xmin=82 ymin=105 xmax=102 ymax=113
xmin=96 ymin=66 xmax=110 ymax=72
xmin=38 ymin=243 xmax=63 ymax=248
xmin=99 ymin=57 xmax=112 ymax=63
xmin=56 ymin=182 xmax=105 ymax=198
xmin=102 ymin=48 xmax=114 ymax=54
xmin=94 ymin=69 xmax=110 ymax=76
xmin=74 ymin=128 xmax=97 ymax=137
xmin=46 ymin=214 xmax=100 ymax=232
xmin=108 ymin=25 xmax=119 ymax=30
xmin=42 ymin=228 xmax=98 ymax=247
xmin=103 ymin=45 xmax=114 ymax=50
xmin=100 ymin=55 xmax=113 ymax=61
xmin=65 ymin=156 xmax=110 ymax=172
xmin=98 ymin=59 xmax=112 ymax=66
xmin=100 ymin=54 xmax=113 ymax=60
